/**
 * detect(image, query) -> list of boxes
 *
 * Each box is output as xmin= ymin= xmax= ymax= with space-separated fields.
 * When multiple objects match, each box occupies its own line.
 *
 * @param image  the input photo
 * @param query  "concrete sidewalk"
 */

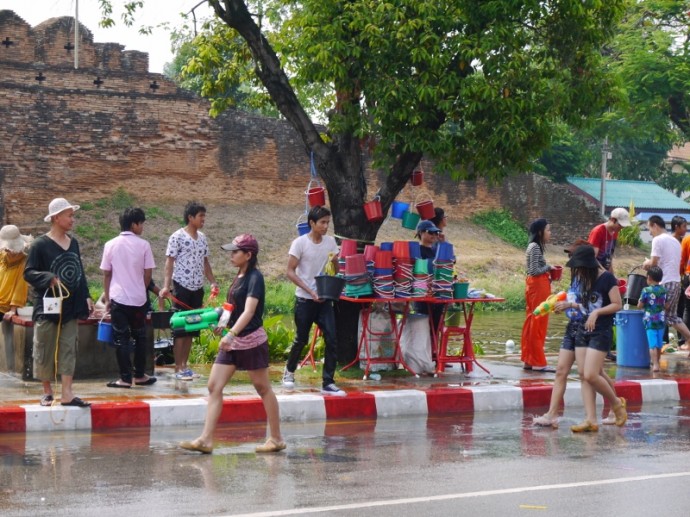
xmin=2 ymin=353 xmax=690 ymax=434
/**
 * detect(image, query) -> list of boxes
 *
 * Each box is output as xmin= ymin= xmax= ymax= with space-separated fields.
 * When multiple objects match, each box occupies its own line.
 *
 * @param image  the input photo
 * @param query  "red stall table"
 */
xmin=340 ymin=295 xmax=504 ymax=379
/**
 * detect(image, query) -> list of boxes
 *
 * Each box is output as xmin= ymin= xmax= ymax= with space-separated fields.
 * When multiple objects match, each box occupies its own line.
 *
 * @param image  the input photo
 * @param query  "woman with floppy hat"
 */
xmin=181 ymin=234 xmax=284 ymax=454
xmin=0 ymin=225 xmax=32 ymax=322
xmin=560 ymin=244 xmax=626 ymax=432
xmin=519 ymin=218 xmax=556 ymax=372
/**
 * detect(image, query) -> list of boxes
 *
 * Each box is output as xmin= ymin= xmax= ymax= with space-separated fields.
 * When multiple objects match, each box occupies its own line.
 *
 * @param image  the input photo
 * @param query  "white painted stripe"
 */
xmin=22 ymin=405 xmax=92 ymax=432
xmin=635 ymin=379 xmax=679 ymax=403
xmin=278 ymin=394 xmax=327 ymax=422
xmin=225 ymin=471 xmax=690 ymax=517
xmin=469 ymin=385 xmax=523 ymax=411
xmin=370 ymin=389 xmax=428 ymax=418
xmin=147 ymin=398 xmax=207 ymax=427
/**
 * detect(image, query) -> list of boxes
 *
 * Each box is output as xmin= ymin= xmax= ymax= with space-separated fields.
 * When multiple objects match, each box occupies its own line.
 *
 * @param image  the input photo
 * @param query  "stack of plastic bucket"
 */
xmin=432 ymin=242 xmax=454 ymax=298
xmin=363 ymin=244 xmax=378 ymax=278
xmin=373 ymin=250 xmax=395 ymax=298
xmin=339 ymin=239 xmax=358 ymax=277
xmin=411 ymin=258 xmax=431 ymax=298
xmin=344 ymin=253 xmax=373 ymax=297
xmin=393 ymin=241 xmax=413 ymax=297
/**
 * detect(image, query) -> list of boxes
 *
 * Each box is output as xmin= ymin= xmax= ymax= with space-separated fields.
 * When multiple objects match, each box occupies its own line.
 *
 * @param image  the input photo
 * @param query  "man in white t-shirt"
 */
xmin=282 ymin=205 xmax=344 ymax=396
xmin=643 ymin=215 xmax=690 ymax=345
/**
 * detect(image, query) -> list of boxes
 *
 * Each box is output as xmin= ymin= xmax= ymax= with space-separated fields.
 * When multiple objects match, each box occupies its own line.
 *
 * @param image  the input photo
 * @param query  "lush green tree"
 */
xmin=101 ymin=1 xmax=626 ymax=241
xmin=534 ymin=1 xmax=690 ymax=187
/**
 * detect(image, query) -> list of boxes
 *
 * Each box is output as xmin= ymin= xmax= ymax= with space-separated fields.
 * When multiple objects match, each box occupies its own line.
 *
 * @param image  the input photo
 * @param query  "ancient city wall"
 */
xmin=0 ymin=10 xmax=602 ymax=243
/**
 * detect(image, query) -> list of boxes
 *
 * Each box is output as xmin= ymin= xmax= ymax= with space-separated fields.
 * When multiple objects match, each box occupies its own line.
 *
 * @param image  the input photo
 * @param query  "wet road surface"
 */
xmin=2 ymin=402 xmax=690 ymax=516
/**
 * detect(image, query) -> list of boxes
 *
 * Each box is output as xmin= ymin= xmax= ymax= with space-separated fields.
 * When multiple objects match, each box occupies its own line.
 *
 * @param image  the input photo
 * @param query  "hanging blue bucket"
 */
xmin=296 ymin=222 xmax=310 ymax=236
xmin=391 ymin=200 xmax=410 ymax=219
xmin=615 ymin=310 xmax=650 ymax=368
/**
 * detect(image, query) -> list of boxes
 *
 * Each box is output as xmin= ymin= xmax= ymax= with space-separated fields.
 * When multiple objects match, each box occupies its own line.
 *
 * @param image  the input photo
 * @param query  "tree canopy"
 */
xmin=102 ymin=0 xmax=626 ymax=239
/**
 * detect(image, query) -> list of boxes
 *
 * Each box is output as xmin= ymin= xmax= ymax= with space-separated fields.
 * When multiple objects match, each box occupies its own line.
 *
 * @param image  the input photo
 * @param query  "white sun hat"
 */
xmin=0 ymin=225 xmax=33 ymax=253
xmin=44 ymin=198 xmax=80 ymax=222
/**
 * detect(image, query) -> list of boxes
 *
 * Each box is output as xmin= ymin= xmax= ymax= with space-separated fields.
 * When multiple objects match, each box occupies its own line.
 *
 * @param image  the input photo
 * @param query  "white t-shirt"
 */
xmin=288 ymin=234 xmax=339 ymax=299
xmin=651 ymin=232 xmax=681 ymax=284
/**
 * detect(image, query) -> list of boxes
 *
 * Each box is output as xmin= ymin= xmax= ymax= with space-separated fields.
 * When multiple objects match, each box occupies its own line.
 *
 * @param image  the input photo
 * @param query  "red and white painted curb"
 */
xmin=2 ymin=378 xmax=690 ymax=434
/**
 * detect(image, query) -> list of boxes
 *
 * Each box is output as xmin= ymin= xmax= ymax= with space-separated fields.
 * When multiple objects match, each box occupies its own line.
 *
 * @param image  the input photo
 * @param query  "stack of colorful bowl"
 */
xmin=344 ymin=253 xmax=373 ymax=297
xmin=432 ymin=242 xmax=454 ymax=298
xmin=373 ymin=250 xmax=395 ymax=298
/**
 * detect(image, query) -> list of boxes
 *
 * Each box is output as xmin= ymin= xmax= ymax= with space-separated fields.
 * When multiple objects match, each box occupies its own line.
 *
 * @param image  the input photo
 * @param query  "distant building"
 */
xmin=567 ymin=177 xmax=690 ymax=242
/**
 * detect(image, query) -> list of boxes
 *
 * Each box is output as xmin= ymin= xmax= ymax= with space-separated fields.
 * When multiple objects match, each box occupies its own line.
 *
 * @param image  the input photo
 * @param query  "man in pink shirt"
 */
xmin=100 ymin=208 xmax=157 ymax=388
xmin=587 ymin=207 xmax=632 ymax=272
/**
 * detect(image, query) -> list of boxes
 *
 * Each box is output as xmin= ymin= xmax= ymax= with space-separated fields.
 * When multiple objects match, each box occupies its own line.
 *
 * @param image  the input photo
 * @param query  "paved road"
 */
xmin=2 ymin=401 xmax=690 ymax=516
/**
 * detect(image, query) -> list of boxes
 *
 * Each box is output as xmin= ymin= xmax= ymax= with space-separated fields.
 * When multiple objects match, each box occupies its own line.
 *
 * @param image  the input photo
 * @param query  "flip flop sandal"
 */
xmin=40 ymin=394 xmax=54 ymax=407
xmin=107 ymin=380 xmax=131 ymax=388
xmin=61 ymin=397 xmax=91 ymax=407
xmin=255 ymin=438 xmax=287 ymax=453
xmin=180 ymin=440 xmax=213 ymax=454
xmin=134 ymin=377 xmax=157 ymax=386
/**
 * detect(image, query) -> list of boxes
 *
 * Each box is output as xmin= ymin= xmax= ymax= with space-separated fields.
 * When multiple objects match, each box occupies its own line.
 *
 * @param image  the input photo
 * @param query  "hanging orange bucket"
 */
xmin=363 ymin=197 xmax=383 ymax=222
xmin=411 ymin=169 xmax=424 ymax=186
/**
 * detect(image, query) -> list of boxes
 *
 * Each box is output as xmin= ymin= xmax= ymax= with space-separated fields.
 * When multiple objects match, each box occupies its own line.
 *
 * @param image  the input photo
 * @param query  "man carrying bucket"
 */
xmin=643 ymin=215 xmax=690 ymax=353
xmin=100 ymin=207 xmax=157 ymax=389
xmin=282 ymin=205 xmax=344 ymax=396
xmin=24 ymin=198 xmax=94 ymax=408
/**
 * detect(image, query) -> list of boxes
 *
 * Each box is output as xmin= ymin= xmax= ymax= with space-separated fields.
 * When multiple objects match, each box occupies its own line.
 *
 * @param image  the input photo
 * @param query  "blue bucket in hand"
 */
xmin=97 ymin=321 xmax=113 ymax=343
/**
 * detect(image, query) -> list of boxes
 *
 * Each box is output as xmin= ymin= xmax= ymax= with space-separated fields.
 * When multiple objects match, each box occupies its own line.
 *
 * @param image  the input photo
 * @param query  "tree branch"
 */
xmin=209 ymin=0 xmax=326 ymax=156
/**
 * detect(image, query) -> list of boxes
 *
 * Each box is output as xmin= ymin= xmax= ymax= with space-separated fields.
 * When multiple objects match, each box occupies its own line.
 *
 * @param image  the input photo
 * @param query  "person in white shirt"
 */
xmin=281 ymin=205 xmax=345 ymax=396
xmin=643 ymin=215 xmax=690 ymax=347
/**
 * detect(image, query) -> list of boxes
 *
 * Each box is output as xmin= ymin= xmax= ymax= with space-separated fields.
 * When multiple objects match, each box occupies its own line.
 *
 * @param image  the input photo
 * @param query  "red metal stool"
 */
xmin=299 ymin=325 xmax=322 ymax=371
xmin=436 ymin=325 xmax=473 ymax=373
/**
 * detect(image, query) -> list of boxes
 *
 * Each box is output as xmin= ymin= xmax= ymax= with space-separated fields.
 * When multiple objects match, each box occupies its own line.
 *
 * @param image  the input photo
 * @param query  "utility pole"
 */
xmin=599 ymin=137 xmax=610 ymax=217
xmin=74 ymin=0 xmax=79 ymax=69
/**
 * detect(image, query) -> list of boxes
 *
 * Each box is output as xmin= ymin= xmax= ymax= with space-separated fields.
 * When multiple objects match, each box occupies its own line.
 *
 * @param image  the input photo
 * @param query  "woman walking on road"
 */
xmin=180 ymin=234 xmax=284 ymax=454
xmin=533 ymin=242 xmax=621 ymax=429
xmin=520 ymin=218 xmax=556 ymax=372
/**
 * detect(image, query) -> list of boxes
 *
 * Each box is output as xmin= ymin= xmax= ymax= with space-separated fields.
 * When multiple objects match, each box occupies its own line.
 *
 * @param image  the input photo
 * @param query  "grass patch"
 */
xmin=470 ymin=209 xmax=528 ymax=249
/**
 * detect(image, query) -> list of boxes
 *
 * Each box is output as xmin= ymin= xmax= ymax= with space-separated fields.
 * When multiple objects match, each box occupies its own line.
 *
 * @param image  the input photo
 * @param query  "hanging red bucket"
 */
xmin=411 ymin=170 xmax=424 ymax=186
xmin=363 ymin=197 xmax=383 ymax=222
xmin=306 ymin=186 xmax=326 ymax=207
xmin=416 ymin=199 xmax=435 ymax=220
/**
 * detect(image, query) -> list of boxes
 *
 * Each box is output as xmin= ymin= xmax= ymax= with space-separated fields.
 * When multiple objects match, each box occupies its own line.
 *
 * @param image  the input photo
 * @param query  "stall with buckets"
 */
xmin=335 ymin=236 xmax=502 ymax=378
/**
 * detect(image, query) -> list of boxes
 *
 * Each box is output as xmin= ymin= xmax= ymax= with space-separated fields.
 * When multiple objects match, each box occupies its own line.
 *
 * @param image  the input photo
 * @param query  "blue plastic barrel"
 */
xmin=615 ymin=310 xmax=650 ymax=368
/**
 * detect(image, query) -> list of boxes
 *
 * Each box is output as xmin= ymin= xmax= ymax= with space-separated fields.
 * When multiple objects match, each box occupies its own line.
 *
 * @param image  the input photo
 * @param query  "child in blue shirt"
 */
xmin=637 ymin=266 xmax=666 ymax=372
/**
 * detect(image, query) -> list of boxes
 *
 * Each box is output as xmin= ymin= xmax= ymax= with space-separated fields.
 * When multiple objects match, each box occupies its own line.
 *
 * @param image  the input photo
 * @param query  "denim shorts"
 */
xmin=574 ymin=326 xmax=613 ymax=353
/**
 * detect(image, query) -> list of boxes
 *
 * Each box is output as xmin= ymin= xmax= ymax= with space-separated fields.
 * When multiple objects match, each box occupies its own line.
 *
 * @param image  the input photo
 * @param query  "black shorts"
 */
xmin=172 ymin=281 xmax=205 ymax=338
xmin=214 ymin=342 xmax=269 ymax=371
xmin=574 ymin=327 xmax=613 ymax=353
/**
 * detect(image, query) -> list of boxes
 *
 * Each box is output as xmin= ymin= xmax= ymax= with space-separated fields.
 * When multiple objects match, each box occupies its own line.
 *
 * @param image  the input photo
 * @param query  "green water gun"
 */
xmin=170 ymin=307 xmax=221 ymax=332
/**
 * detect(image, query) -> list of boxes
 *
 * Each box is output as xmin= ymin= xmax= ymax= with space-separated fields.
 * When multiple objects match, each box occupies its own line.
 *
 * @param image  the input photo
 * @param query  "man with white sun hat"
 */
xmin=0 ymin=224 xmax=33 ymax=322
xmin=24 ymin=197 xmax=94 ymax=408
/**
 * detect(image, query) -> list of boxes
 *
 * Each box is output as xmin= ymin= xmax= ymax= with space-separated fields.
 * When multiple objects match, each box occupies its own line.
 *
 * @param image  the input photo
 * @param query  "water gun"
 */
xmin=170 ymin=307 xmax=221 ymax=332
xmin=533 ymin=291 xmax=567 ymax=318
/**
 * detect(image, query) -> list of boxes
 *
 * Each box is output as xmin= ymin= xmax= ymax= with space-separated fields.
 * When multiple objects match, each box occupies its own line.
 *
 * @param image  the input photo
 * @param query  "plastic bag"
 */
xmin=358 ymin=307 xmax=396 ymax=371
xmin=399 ymin=314 xmax=435 ymax=374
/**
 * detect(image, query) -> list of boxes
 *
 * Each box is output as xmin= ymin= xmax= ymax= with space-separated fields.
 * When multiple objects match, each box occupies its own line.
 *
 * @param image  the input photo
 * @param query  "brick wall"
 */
xmin=0 ymin=10 xmax=603 ymax=244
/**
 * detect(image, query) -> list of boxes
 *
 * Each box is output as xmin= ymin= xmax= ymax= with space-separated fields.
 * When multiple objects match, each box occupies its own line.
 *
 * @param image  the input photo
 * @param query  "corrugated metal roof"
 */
xmin=567 ymin=177 xmax=690 ymax=210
